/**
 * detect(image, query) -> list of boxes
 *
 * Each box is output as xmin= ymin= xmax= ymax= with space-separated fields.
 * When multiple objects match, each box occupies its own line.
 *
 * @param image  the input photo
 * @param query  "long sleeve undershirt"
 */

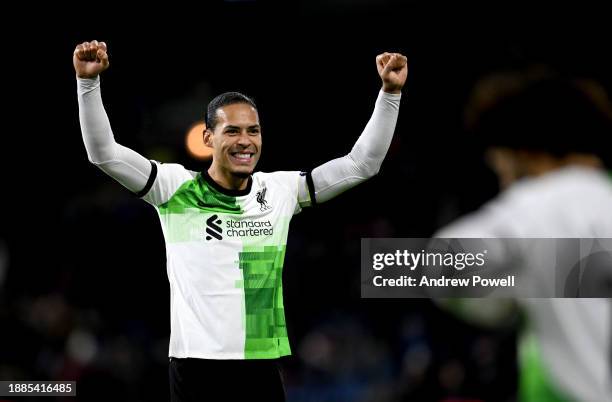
xmin=77 ymin=76 xmax=401 ymax=204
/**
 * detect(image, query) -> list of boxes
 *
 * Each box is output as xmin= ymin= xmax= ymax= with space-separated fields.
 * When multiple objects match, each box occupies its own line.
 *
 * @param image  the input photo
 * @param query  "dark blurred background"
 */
xmin=1 ymin=1 xmax=611 ymax=401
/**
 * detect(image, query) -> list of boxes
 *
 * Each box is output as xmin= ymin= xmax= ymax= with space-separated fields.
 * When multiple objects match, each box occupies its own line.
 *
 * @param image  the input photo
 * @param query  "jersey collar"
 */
xmin=201 ymin=170 xmax=253 ymax=197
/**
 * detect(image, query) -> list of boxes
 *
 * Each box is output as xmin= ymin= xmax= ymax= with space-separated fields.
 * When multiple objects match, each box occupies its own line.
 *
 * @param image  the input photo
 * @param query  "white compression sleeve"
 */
xmin=298 ymin=90 xmax=401 ymax=206
xmin=78 ymin=76 xmax=152 ymax=193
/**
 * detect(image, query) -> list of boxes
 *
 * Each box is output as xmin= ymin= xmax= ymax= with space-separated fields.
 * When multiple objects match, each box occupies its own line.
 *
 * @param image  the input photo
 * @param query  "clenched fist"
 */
xmin=376 ymin=52 xmax=408 ymax=94
xmin=73 ymin=40 xmax=109 ymax=79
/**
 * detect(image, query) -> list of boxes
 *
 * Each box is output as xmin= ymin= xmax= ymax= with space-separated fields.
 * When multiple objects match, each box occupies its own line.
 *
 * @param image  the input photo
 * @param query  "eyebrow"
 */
xmin=223 ymin=125 xmax=261 ymax=131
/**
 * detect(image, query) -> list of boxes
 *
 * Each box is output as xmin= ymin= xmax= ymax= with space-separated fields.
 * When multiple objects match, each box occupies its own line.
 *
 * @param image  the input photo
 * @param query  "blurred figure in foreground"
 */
xmin=436 ymin=66 xmax=612 ymax=401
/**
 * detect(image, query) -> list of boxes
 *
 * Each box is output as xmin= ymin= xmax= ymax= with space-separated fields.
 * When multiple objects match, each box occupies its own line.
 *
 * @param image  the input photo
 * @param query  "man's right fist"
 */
xmin=73 ymin=41 xmax=109 ymax=79
xmin=376 ymin=52 xmax=408 ymax=94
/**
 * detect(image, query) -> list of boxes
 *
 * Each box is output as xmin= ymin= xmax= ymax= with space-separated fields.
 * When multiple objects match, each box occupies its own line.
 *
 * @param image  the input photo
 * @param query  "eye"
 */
xmin=225 ymin=129 xmax=239 ymax=136
xmin=248 ymin=127 xmax=261 ymax=135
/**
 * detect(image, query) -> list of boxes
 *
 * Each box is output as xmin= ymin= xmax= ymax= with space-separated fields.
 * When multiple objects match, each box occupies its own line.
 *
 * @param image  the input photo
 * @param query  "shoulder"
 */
xmin=254 ymin=171 xmax=301 ymax=186
xmin=153 ymin=161 xmax=198 ymax=179
xmin=141 ymin=161 xmax=199 ymax=206
xmin=504 ymin=167 xmax=612 ymax=212
xmin=252 ymin=171 xmax=303 ymax=199
xmin=438 ymin=167 xmax=612 ymax=237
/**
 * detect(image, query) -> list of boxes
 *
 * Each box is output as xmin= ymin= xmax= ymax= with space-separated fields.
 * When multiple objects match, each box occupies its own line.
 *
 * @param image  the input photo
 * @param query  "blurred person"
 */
xmin=436 ymin=67 xmax=612 ymax=401
xmin=73 ymin=40 xmax=407 ymax=401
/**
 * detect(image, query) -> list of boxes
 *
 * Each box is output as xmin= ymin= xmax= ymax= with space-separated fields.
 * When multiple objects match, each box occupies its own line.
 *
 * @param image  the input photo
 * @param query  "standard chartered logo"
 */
xmin=205 ymin=215 xmax=273 ymax=241
xmin=205 ymin=215 xmax=223 ymax=240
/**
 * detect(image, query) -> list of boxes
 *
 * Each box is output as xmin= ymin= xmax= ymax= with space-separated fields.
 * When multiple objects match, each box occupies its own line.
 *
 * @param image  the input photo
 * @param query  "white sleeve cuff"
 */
xmin=77 ymin=75 xmax=100 ymax=95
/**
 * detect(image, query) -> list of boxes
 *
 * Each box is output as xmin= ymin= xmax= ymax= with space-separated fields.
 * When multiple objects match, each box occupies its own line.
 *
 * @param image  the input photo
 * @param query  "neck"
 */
xmin=490 ymin=148 xmax=604 ymax=189
xmin=207 ymin=165 xmax=250 ymax=191
xmin=518 ymin=152 xmax=603 ymax=177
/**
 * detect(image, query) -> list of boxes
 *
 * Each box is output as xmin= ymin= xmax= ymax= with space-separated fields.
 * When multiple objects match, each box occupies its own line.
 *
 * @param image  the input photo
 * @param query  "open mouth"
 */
xmin=229 ymin=152 xmax=255 ymax=165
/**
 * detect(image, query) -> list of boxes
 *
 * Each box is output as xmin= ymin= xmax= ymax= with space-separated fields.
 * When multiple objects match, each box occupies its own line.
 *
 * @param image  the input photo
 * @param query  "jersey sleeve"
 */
xmin=140 ymin=161 xmax=195 ymax=207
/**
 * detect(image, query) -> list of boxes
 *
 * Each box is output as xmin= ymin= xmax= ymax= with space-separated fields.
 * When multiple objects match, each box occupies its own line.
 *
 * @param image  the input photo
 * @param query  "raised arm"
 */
xmin=298 ymin=52 xmax=408 ymax=206
xmin=74 ymin=40 xmax=153 ymax=195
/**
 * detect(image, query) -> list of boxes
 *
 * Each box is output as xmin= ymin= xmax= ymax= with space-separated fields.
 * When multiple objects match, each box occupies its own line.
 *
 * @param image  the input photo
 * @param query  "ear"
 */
xmin=486 ymin=147 xmax=519 ymax=189
xmin=203 ymin=128 xmax=214 ymax=148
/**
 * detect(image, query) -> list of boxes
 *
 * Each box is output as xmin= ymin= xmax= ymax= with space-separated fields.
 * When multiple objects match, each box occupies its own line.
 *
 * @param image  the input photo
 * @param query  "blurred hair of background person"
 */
xmin=435 ymin=67 xmax=612 ymax=401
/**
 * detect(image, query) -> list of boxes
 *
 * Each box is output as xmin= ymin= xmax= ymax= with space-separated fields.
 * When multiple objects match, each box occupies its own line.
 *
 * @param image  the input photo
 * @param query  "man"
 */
xmin=74 ymin=40 xmax=407 ymax=401
xmin=436 ymin=68 xmax=612 ymax=401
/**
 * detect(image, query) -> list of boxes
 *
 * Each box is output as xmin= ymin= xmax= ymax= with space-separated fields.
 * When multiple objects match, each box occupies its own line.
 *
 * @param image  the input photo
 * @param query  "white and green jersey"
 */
xmin=141 ymin=162 xmax=303 ymax=359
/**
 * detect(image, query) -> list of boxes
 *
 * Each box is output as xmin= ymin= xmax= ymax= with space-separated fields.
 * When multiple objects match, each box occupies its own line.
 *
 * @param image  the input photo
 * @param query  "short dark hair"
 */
xmin=465 ymin=67 xmax=612 ymax=159
xmin=205 ymin=91 xmax=257 ymax=130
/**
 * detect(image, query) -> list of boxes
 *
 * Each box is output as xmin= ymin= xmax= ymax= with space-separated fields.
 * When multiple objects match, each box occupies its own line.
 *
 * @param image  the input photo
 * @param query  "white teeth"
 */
xmin=234 ymin=153 xmax=251 ymax=160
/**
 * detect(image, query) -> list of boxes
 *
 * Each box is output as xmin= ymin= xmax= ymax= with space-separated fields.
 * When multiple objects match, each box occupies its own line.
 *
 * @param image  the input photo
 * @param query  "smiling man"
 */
xmin=74 ymin=40 xmax=407 ymax=401
xmin=203 ymin=92 xmax=262 ymax=188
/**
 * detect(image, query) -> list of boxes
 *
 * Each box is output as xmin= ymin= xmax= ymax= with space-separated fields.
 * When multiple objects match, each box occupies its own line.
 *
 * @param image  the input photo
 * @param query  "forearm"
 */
xmin=299 ymin=90 xmax=401 ymax=205
xmin=78 ymin=76 xmax=117 ymax=163
xmin=77 ymin=77 xmax=152 ymax=192
xmin=349 ymin=89 xmax=401 ymax=175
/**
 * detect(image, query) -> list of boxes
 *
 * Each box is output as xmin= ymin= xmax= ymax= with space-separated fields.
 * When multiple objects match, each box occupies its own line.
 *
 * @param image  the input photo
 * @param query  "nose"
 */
xmin=236 ymin=131 xmax=252 ymax=147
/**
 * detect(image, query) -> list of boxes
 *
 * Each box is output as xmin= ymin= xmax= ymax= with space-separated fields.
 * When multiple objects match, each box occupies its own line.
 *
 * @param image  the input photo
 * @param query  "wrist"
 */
xmin=77 ymin=75 xmax=100 ymax=94
xmin=382 ymin=84 xmax=401 ymax=94
xmin=77 ymin=73 xmax=99 ymax=79
xmin=76 ymin=75 xmax=100 ymax=83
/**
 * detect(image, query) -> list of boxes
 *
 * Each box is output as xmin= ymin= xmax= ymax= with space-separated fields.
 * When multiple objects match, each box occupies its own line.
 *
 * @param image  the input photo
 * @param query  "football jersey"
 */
xmin=141 ymin=161 xmax=304 ymax=359
xmin=438 ymin=166 xmax=612 ymax=401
